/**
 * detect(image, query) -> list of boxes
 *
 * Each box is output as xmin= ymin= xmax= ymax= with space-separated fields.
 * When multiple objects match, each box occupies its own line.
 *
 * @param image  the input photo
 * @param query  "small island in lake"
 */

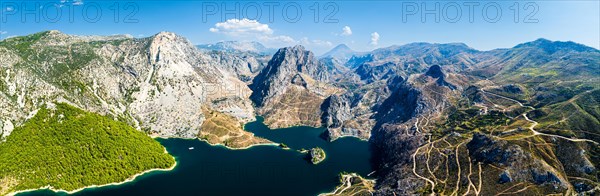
xmin=279 ymin=143 xmax=290 ymax=149
xmin=308 ymin=147 xmax=326 ymax=164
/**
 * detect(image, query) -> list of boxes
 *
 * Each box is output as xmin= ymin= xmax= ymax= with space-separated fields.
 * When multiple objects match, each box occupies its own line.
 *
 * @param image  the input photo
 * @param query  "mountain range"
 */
xmin=197 ymin=41 xmax=277 ymax=55
xmin=0 ymin=31 xmax=598 ymax=195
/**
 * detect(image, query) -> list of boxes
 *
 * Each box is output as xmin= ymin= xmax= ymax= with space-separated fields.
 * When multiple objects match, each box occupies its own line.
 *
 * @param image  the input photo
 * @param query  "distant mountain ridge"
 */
xmin=514 ymin=38 xmax=599 ymax=53
xmin=320 ymin=44 xmax=362 ymax=62
xmin=197 ymin=41 xmax=277 ymax=54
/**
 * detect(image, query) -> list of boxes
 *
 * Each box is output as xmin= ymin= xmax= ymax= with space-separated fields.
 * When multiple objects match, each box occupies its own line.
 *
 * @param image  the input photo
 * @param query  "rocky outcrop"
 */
xmin=375 ymin=76 xmax=426 ymax=125
xmin=464 ymin=85 xmax=486 ymax=103
xmin=320 ymin=92 xmax=374 ymax=140
xmin=467 ymin=133 xmax=568 ymax=190
xmin=249 ymin=45 xmax=340 ymax=128
xmin=206 ymin=50 xmax=270 ymax=82
xmin=250 ymin=45 xmax=330 ymax=105
xmin=322 ymin=94 xmax=352 ymax=128
xmin=424 ymin=65 xmax=456 ymax=89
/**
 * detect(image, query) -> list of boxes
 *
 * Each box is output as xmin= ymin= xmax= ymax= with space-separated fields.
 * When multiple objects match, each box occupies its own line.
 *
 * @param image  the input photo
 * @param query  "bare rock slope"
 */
xmin=0 ymin=31 xmax=266 ymax=147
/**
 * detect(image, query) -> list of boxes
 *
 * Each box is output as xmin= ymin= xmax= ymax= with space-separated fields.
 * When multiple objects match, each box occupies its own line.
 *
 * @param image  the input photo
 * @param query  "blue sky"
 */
xmin=0 ymin=0 xmax=598 ymax=54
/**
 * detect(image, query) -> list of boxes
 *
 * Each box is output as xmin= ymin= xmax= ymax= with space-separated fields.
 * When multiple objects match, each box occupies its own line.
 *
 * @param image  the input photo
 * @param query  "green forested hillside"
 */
xmin=0 ymin=103 xmax=175 ymax=195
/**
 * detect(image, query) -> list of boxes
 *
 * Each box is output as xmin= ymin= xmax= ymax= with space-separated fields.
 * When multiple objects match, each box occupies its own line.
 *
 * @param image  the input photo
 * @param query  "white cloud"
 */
xmin=314 ymin=40 xmax=333 ymax=47
xmin=300 ymin=37 xmax=332 ymax=47
xmin=341 ymin=26 xmax=352 ymax=36
xmin=56 ymin=0 xmax=83 ymax=7
xmin=258 ymin=35 xmax=296 ymax=46
xmin=0 ymin=31 xmax=7 ymax=35
xmin=6 ymin=6 xmax=14 ymax=11
xmin=370 ymin=32 xmax=380 ymax=46
xmin=209 ymin=18 xmax=273 ymax=37
xmin=208 ymin=18 xmax=332 ymax=52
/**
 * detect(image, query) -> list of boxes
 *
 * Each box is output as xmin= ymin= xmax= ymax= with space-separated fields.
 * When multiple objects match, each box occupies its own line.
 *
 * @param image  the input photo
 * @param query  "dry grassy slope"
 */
xmin=319 ymin=173 xmax=375 ymax=196
xmin=259 ymin=85 xmax=326 ymax=129
xmin=199 ymin=107 xmax=271 ymax=149
xmin=372 ymin=60 xmax=599 ymax=195
xmin=405 ymin=84 xmax=599 ymax=195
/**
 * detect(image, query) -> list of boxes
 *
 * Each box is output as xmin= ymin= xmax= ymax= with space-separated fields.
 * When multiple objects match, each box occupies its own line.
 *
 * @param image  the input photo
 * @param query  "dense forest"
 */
xmin=0 ymin=103 xmax=175 ymax=195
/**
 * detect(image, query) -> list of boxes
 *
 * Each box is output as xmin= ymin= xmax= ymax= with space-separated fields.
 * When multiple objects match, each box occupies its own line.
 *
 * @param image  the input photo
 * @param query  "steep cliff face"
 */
xmin=249 ymin=45 xmax=341 ymax=128
xmin=320 ymin=92 xmax=374 ymax=140
xmin=0 ymin=31 xmax=256 ymax=141
xmin=206 ymin=50 xmax=270 ymax=82
xmin=198 ymin=41 xmax=273 ymax=83
xmin=126 ymin=32 xmax=254 ymax=138
xmin=375 ymin=76 xmax=425 ymax=125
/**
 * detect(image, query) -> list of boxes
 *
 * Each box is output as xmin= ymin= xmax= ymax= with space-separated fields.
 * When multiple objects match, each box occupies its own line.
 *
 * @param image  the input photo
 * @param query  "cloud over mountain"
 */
xmin=209 ymin=18 xmax=273 ymax=37
xmin=370 ymin=32 xmax=380 ymax=46
xmin=342 ymin=26 xmax=352 ymax=36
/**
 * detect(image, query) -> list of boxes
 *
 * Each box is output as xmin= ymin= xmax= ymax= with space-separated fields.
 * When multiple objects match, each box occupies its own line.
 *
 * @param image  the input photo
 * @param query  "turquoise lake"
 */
xmin=18 ymin=117 xmax=373 ymax=196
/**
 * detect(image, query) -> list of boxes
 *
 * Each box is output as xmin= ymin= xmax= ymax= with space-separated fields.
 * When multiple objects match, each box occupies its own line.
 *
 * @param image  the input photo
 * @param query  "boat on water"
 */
xmin=188 ymin=147 xmax=194 ymax=150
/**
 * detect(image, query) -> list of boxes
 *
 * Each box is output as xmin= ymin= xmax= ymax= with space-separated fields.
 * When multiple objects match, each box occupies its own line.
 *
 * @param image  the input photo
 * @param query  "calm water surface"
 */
xmin=19 ymin=117 xmax=373 ymax=196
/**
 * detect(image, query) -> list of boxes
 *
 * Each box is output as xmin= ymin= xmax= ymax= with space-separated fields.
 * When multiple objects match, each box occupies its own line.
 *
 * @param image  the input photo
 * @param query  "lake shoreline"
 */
xmin=12 ymin=121 xmax=373 ymax=196
xmin=151 ymin=135 xmax=280 ymax=150
xmin=7 ymin=148 xmax=178 ymax=196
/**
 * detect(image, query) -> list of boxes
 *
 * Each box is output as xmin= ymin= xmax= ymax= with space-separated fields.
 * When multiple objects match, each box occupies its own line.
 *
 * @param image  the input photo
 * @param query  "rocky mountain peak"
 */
xmin=320 ymin=43 xmax=358 ymax=63
xmin=274 ymin=45 xmax=312 ymax=63
xmin=30 ymin=30 xmax=73 ymax=46
xmin=150 ymin=32 xmax=185 ymax=47
xmin=267 ymin=45 xmax=324 ymax=78
xmin=425 ymin=65 xmax=456 ymax=89
xmin=249 ymin=45 xmax=338 ymax=128
xmin=325 ymin=44 xmax=352 ymax=54
xmin=386 ymin=75 xmax=406 ymax=90
xmin=425 ymin=64 xmax=444 ymax=78
xmin=250 ymin=45 xmax=325 ymax=106
xmin=288 ymin=44 xmax=307 ymax=51
xmin=147 ymin=32 xmax=199 ymax=65
xmin=46 ymin=30 xmax=63 ymax=35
